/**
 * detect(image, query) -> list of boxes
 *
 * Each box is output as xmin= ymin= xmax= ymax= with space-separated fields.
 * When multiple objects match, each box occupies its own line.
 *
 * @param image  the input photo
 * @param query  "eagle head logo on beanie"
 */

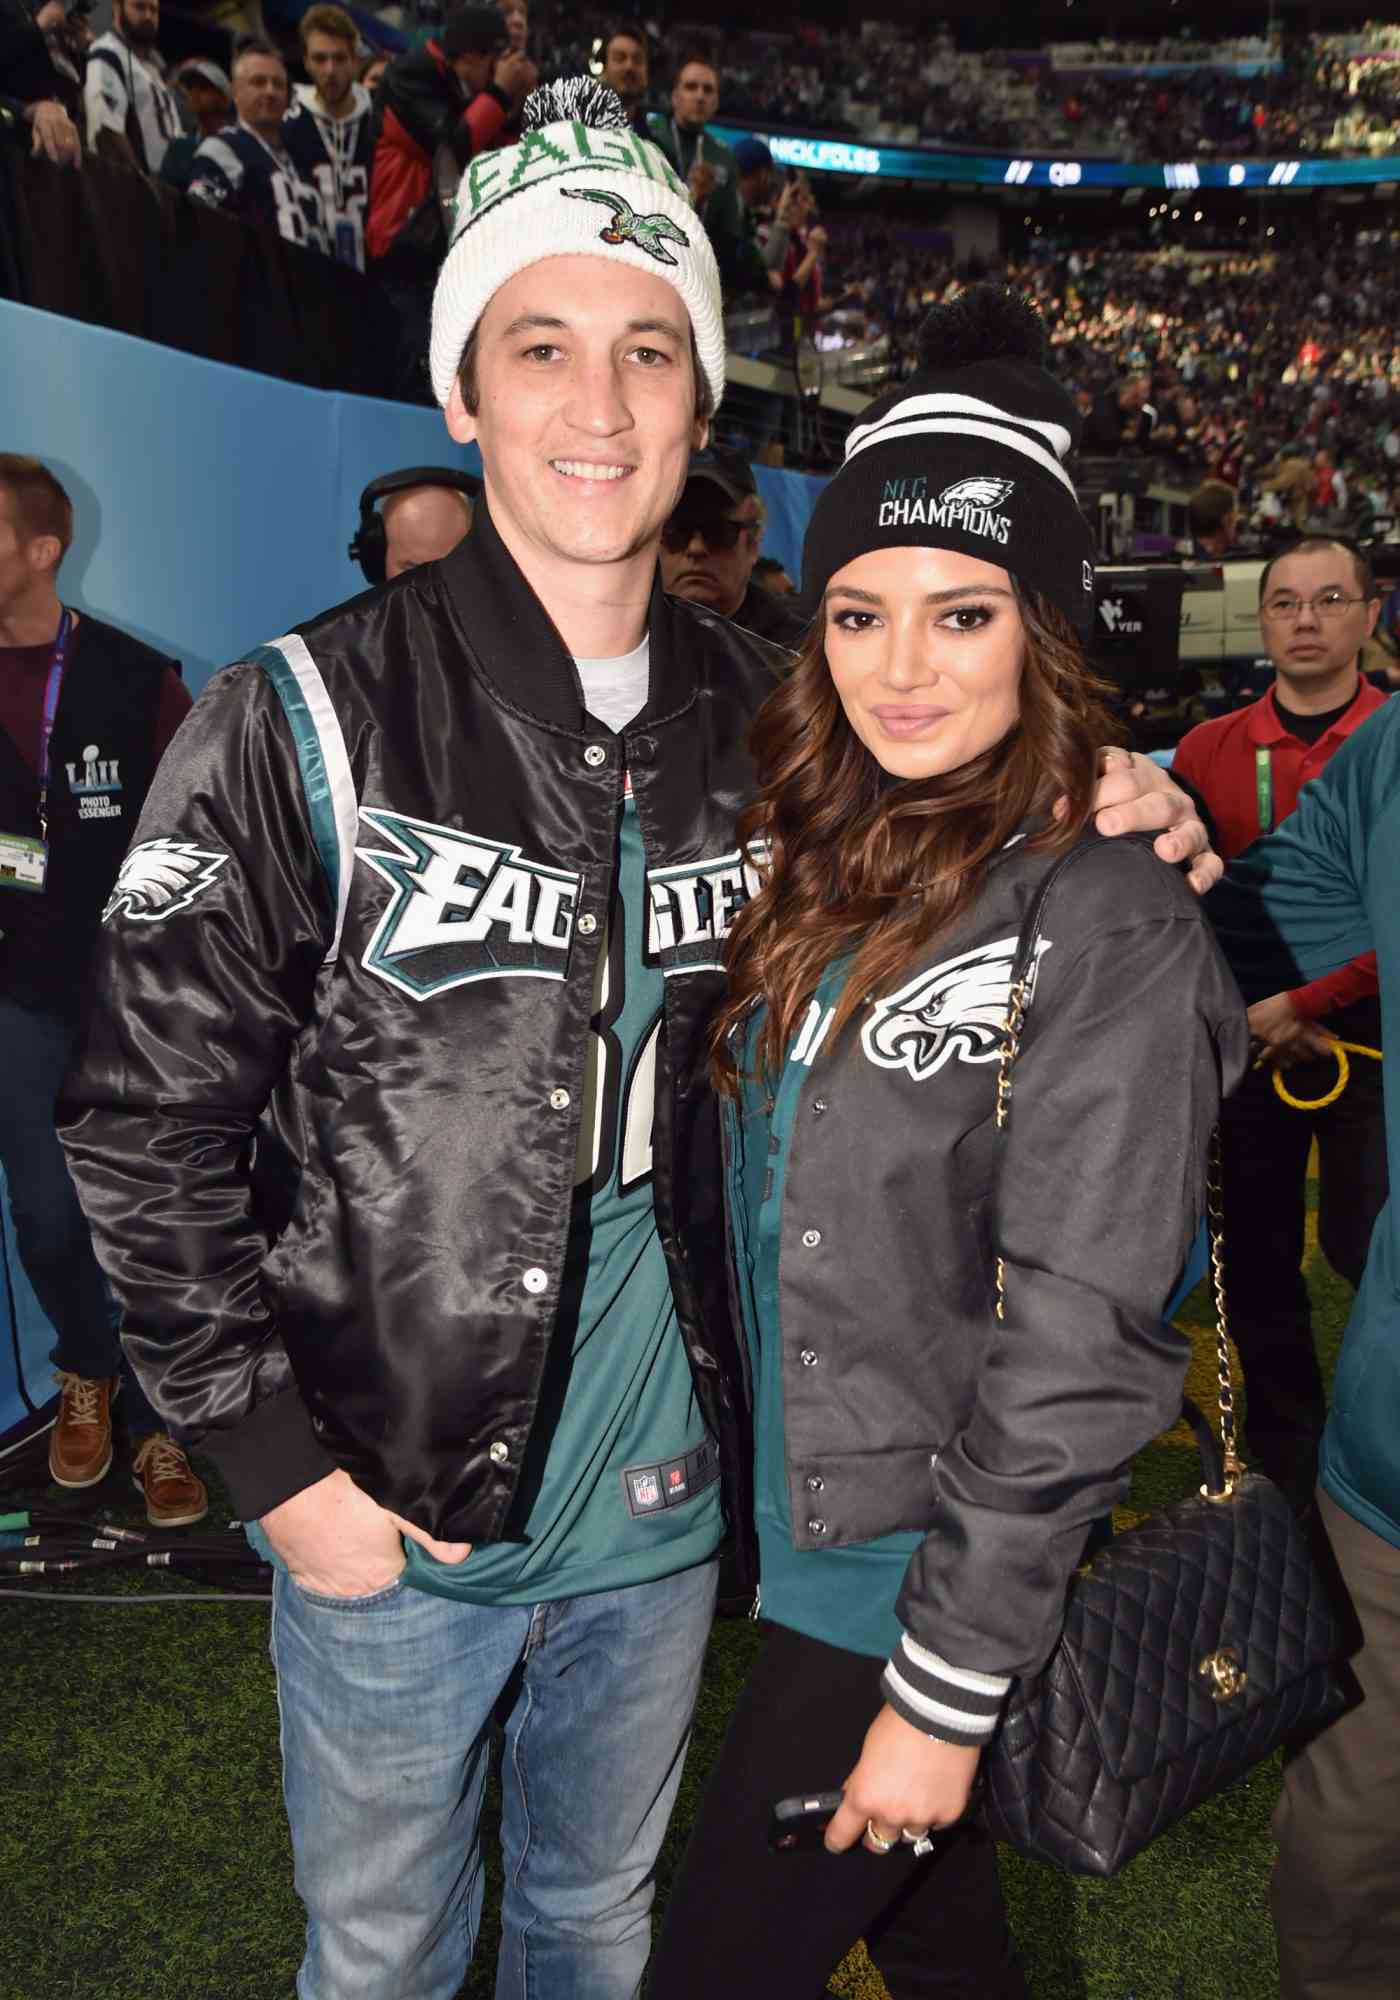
xmin=429 ymin=77 xmax=725 ymax=411
xmin=801 ymin=286 xmax=1096 ymax=632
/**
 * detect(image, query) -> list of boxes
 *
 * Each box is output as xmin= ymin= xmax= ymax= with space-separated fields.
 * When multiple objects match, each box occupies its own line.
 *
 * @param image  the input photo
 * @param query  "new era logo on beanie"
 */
xmin=429 ymin=78 xmax=725 ymax=411
xmin=802 ymin=288 xmax=1096 ymax=632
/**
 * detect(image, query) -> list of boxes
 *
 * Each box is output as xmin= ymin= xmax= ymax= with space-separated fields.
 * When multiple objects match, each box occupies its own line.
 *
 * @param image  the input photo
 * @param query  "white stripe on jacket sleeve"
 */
xmin=881 ymin=1632 xmax=1011 ymax=1745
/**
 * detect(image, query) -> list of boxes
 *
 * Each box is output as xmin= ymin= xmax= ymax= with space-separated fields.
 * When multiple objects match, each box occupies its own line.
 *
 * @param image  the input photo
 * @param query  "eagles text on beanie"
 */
xmin=801 ymin=288 xmax=1096 ymax=632
xmin=429 ymin=78 xmax=726 ymax=412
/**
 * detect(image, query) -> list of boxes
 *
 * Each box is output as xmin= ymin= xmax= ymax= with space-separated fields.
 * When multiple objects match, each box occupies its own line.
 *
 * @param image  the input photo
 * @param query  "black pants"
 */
xmin=649 ymin=1624 xmax=1026 ymax=1998
xmin=1219 ymin=1047 xmax=1387 ymax=1507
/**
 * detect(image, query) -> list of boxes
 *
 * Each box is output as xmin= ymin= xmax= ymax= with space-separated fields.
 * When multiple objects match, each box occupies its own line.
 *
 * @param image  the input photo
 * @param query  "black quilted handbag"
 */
xmin=977 ymin=854 xmax=1347 ymax=1878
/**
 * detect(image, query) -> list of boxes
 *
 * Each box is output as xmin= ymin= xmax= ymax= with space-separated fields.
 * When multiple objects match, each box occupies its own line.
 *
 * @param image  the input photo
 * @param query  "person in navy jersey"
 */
xmin=189 ymin=40 xmax=329 ymax=256
xmin=83 ymin=0 xmax=184 ymax=175
xmin=0 ymin=455 xmax=203 ymax=1527
xmin=282 ymin=4 xmax=373 ymax=270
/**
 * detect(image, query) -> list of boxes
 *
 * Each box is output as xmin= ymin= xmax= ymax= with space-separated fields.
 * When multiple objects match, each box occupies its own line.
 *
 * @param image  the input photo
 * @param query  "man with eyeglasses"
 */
xmin=1173 ymin=536 xmax=1389 ymax=1511
xmin=658 ymin=447 xmax=807 ymax=649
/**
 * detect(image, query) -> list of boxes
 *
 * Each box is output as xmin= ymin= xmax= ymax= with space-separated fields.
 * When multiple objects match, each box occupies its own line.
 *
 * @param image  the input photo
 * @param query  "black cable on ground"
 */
xmin=0 ymin=1511 xmax=274 ymax=1596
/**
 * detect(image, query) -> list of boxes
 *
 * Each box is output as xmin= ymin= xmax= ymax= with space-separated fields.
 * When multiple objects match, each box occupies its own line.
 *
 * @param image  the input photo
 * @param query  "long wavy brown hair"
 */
xmin=709 ymin=584 xmax=1119 ymax=1094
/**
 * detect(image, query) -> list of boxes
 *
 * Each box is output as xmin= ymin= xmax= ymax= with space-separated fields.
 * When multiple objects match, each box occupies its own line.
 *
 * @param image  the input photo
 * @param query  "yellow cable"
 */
xmin=1268 ymin=1040 xmax=1382 ymax=1111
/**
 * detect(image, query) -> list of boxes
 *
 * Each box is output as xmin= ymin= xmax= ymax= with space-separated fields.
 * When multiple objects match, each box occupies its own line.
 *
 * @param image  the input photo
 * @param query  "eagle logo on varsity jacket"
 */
xmin=861 ymin=934 xmax=1050 ymax=1083
xmin=102 ymin=838 xmax=230 ymax=924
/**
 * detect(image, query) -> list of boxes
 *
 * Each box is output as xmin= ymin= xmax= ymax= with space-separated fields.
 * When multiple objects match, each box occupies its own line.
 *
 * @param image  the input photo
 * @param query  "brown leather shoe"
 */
xmin=48 ymin=1371 xmax=115 ymax=1488
xmin=132 ymin=1433 xmax=209 ymax=1528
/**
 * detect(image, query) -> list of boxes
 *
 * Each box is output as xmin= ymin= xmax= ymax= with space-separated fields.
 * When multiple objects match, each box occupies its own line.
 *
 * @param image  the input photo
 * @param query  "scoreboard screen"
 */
xmin=709 ymin=125 xmax=1400 ymax=194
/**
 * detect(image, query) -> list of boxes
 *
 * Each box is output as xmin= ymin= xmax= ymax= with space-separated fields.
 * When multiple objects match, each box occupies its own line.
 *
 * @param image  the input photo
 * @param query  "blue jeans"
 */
xmin=0 ymin=999 xmax=159 ymax=1436
xmin=268 ymin=1557 xmax=719 ymax=2000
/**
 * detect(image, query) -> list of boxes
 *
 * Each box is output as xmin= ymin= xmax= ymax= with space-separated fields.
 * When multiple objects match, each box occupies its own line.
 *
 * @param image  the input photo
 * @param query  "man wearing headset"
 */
xmin=348 ymin=467 xmax=479 ymax=585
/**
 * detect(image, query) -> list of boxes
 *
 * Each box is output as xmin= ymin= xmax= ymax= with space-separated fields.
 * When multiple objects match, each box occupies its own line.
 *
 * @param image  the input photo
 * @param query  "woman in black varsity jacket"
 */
xmin=650 ymin=290 xmax=1247 ymax=1997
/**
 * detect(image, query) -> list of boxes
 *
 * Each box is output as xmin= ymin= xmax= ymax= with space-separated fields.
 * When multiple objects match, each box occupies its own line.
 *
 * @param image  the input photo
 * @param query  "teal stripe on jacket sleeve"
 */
xmin=249 ymin=637 xmax=358 ymax=963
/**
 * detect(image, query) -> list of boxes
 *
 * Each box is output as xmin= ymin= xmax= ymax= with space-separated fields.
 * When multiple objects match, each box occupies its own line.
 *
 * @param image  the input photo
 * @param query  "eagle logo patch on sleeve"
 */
xmin=102 ymin=838 xmax=230 ymax=924
xmin=861 ymin=934 xmax=1050 ymax=1083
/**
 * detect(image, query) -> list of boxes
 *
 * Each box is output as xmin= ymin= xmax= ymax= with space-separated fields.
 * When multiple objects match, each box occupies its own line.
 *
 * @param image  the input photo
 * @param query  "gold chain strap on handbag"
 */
xmin=992 ymin=970 xmax=1242 ymax=1487
xmin=992 ymin=974 xmax=1031 ymax=1324
xmin=1205 ymin=1131 xmax=1244 ymax=1487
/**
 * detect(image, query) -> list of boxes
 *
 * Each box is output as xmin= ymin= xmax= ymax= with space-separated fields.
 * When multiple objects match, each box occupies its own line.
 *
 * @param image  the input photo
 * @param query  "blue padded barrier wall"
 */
xmin=0 ymin=301 xmax=479 ymax=696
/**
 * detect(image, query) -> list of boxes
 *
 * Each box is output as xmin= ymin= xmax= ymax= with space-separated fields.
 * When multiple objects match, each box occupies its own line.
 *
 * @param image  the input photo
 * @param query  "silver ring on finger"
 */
xmin=901 ymin=1825 xmax=930 ymax=1843
xmin=865 ymin=1819 xmax=897 ymax=1854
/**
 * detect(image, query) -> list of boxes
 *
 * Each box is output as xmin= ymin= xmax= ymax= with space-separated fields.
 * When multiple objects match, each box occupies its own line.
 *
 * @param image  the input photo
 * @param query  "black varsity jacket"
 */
xmin=58 ymin=502 xmax=779 ymax=1540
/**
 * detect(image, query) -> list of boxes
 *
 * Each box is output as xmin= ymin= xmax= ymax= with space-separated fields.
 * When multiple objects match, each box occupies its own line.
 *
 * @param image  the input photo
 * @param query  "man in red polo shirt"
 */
xmin=1174 ymin=536 xmax=1389 ymax=1508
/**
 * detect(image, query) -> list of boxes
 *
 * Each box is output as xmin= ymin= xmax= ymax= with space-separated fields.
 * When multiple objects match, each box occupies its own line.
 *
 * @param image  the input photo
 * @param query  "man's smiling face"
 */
xmin=446 ymin=256 xmax=707 ymax=578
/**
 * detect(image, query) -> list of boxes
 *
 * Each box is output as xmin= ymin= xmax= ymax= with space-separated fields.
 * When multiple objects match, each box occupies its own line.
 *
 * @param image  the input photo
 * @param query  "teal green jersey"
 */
xmin=408 ymin=783 xmax=723 ymax=1605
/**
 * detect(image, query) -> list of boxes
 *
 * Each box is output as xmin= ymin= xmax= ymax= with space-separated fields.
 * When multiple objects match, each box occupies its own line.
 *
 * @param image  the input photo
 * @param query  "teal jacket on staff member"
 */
xmin=1208 ymin=695 xmax=1400 ymax=1550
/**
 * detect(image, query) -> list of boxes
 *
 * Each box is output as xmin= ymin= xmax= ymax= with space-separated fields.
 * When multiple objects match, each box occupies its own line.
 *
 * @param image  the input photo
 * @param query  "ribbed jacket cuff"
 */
xmin=881 ymin=1631 xmax=1011 ymax=1745
xmin=201 ymin=1389 xmax=337 ymax=1521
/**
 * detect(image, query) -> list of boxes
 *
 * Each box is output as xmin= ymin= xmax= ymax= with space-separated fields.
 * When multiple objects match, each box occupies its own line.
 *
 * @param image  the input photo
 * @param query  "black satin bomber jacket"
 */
xmin=58 ymin=503 xmax=779 ymax=1538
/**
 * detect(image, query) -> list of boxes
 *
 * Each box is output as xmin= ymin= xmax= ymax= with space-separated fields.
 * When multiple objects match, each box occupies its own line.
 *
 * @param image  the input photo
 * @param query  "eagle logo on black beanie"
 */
xmin=940 ymin=476 xmax=1015 ymax=511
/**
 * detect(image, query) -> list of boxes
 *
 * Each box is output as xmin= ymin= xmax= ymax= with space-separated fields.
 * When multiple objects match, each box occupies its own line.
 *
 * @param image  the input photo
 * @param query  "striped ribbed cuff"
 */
xmin=881 ymin=1632 xmax=1011 ymax=1745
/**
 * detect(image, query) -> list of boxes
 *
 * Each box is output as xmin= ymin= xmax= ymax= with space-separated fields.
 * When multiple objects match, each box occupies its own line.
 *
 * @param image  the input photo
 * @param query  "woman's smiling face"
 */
xmin=823 ymin=545 xmax=1025 ymax=780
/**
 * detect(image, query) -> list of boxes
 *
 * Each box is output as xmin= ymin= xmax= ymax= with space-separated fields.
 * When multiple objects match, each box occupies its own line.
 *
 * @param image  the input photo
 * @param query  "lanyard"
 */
xmin=36 ymin=608 xmax=73 ymax=837
xmin=240 ymin=119 xmax=294 ymax=179
xmin=1254 ymin=746 xmax=1273 ymax=834
xmin=671 ymin=118 xmax=703 ymax=171
xmin=317 ymin=98 xmax=360 ymax=215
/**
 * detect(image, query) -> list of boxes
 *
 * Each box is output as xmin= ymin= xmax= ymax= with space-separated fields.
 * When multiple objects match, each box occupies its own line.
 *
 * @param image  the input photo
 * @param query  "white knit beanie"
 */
xmin=429 ymin=78 xmax=726 ymax=411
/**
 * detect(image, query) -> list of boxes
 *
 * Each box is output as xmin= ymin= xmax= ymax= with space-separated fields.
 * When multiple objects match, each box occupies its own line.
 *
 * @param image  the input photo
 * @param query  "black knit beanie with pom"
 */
xmin=801 ymin=287 xmax=1096 ymax=631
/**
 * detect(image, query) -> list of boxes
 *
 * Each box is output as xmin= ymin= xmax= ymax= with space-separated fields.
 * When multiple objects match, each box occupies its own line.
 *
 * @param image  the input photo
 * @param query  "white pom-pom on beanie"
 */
xmin=429 ymin=78 xmax=726 ymax=412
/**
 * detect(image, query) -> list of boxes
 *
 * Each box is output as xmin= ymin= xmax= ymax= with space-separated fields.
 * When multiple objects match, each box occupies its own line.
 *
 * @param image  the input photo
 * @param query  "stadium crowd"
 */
xmin=808 ymin=226 xmax=1400 ymax=531
xmin=8 ymin=0 xmax=1400 ymax=436
xmin=9 ymin=4 xmax=1400 ymax=230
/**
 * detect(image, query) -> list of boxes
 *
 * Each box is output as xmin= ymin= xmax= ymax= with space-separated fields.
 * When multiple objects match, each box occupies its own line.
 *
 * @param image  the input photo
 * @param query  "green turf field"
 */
xmin=0 ymin=1210 xmax=1349 ymax=2000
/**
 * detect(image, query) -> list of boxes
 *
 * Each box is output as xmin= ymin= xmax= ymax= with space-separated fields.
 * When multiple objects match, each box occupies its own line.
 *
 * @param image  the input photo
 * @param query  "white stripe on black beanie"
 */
xmin=801 ymin=288 xmax=1096 ymax=631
